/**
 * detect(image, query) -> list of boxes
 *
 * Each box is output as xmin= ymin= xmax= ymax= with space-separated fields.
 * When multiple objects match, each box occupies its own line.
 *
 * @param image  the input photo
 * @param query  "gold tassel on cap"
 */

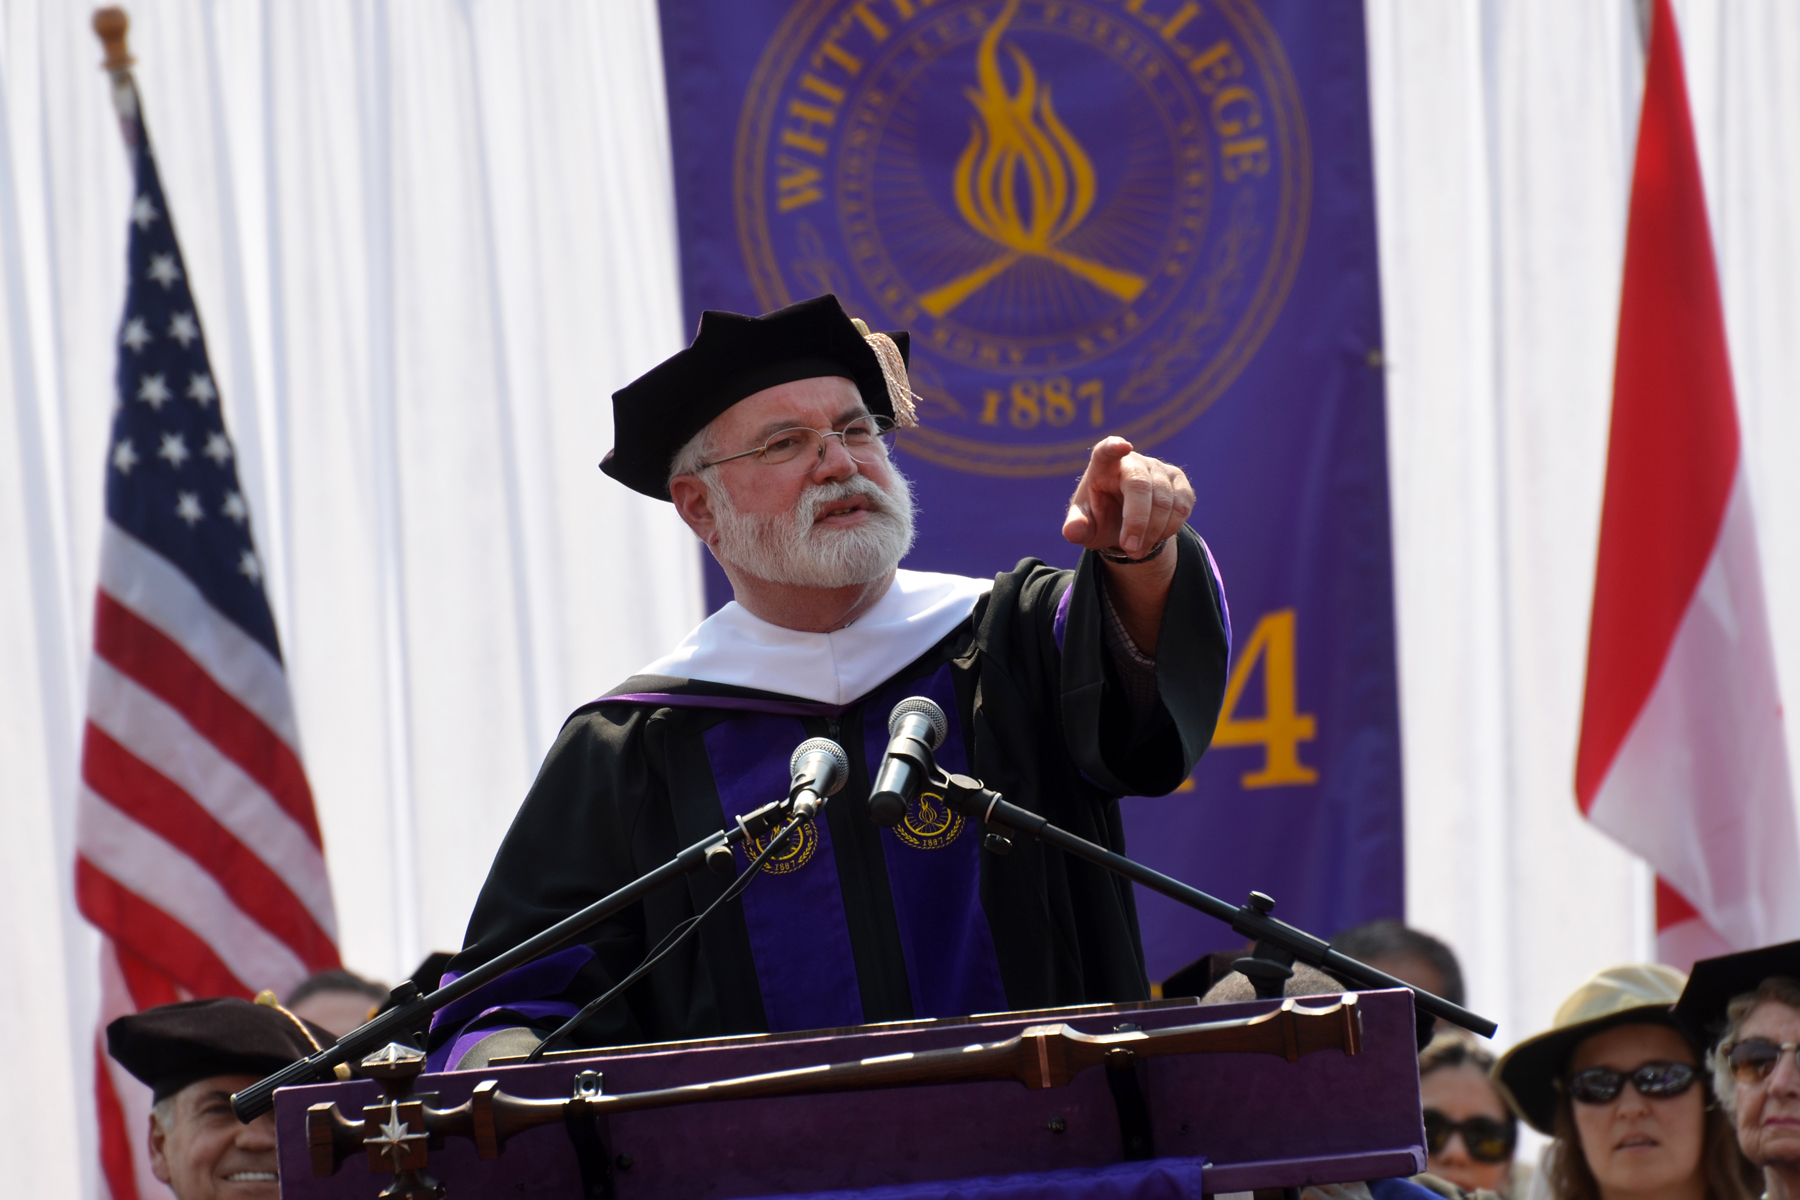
xmin=257 ymin=988 xmax=326 ymax=1054
xmin=851 ymin=317 xmax=920 ymax=428
xmin=256 ymin=986 xmax=355 ymax=1078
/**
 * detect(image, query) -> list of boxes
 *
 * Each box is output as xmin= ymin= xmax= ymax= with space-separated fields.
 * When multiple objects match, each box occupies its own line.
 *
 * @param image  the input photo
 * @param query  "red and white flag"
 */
xmin=1576 ymin=0 xmax=1800 ymax=970
xmin=79 ymin=67 xmax=339 ymax=1199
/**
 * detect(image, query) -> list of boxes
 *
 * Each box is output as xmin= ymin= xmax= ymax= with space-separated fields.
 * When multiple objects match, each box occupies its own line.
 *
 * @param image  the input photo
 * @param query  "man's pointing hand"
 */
xmin=1062 ymin=436 xmax=1194 ymax=560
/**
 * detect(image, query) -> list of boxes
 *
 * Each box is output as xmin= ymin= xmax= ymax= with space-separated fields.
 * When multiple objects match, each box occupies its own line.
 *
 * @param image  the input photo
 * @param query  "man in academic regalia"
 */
xmin=107 ymin=997 xmax=335 ymax=1199
xmin=431 ymin=294 xmax=1231 ymax=1069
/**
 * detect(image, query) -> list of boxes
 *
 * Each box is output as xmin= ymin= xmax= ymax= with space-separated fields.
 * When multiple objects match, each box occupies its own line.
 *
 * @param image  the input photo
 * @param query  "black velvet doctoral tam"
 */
xmin=107 ymin=996 xmax=333 ymax=1101
xmin=600 ymin=293 xmax=908 ymax=500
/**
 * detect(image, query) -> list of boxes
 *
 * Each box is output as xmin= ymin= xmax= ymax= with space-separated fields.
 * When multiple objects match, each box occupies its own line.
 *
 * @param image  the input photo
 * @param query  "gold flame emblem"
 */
xmin=894 ymin=788 xmax=965 ymax=851
xmin=920 ymin=0 xmax=1149 ymax=318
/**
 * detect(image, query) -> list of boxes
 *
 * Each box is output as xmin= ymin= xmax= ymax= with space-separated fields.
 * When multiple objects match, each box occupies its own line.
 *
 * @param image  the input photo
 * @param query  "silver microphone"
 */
xmin=868 ymin=697 xmax=948 ymax=827
xmin=788 ymin=737 xmax=849 ymax=821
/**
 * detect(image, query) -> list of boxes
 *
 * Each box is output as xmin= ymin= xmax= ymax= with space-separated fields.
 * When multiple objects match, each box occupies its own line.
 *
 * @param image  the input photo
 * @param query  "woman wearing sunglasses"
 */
xmin=1674 ymin=940 xmax=1800 ymax=1200
xmin=1419 ymin=1032 xmax=1523 ymax=1196
xmin=1495 ymin=965 xmax=1755 ymax=1200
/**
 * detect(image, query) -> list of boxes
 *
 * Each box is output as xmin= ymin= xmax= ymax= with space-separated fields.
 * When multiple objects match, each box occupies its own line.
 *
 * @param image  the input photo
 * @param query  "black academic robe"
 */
xmin=433 ymin=528 xmax=1229 ymax=1060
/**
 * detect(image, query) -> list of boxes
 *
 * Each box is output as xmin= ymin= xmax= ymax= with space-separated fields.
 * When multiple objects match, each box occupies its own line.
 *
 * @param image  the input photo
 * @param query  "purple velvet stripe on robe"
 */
xmin=757 ymin=1157 xmax=1208 ymax=1200
xmin=605 ymin=692 xmax=848 ymax=719
xmin=862 ymin=664 xmax=1008 ymax=1018
xmin=431 ymin=1000 xmax=581 ymax=1073
xmin=424 ymin=944 xmax=594 ymax=1071
xmin=1053 ymin=579 xmax=1072 ymax=652
xmin=1056 ymin=533 xmax=1232 ymax=655
xmin=1198 ymin=536 xmax=1231 ymax=648
xmin=705 ymin=713 xmax=865 ymax=1031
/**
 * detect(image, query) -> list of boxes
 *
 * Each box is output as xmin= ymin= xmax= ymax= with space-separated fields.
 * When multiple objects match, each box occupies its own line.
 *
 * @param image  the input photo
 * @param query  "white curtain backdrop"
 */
xmin=0 ymin=3 xmax=700 ymax=1195
xmin=1370 ymin=0 xmax=1800 ymax=1062
xmin=0 ymin=1 xmax=1795 ymax=1195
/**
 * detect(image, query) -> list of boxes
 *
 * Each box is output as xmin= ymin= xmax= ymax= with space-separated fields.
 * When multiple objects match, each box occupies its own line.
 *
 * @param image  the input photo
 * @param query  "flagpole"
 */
xmin=91 ymin=7 xmax=142 ymax=135
xmin=92 ymin=6 xmax=132 ymax=69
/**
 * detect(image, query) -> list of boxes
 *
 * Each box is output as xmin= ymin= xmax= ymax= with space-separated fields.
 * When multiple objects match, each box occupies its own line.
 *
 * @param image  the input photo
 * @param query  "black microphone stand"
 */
xmin=231 ymin=793 xmax=804 ymax=1123
xmin=898 ymin=756 xmax=1498 ymax=1039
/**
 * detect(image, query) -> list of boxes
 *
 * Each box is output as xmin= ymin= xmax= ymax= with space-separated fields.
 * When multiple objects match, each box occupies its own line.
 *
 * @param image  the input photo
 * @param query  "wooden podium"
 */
xmin=274 ymin=988 xmax=1425 ymax=1199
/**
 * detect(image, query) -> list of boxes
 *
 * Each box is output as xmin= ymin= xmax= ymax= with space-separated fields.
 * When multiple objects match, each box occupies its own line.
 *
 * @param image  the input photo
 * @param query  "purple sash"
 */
xmin=863 ymin=665 xmax=1009 ymax=1018
xmin=705 ymin=714 xmax=864 ymax=1031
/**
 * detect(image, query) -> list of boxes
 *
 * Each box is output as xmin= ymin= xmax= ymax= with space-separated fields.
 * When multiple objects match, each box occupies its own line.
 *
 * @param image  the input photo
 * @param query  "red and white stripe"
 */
xmin=1576 ymin=0 xmax=1800 ymax=970
xmin=78 ymin=525 xmax=339 ymax=1200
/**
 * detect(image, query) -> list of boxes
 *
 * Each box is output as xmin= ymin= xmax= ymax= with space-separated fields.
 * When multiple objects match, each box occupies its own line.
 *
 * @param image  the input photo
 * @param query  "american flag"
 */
xmin=77 ymin=73 xmax=340 ymax=1199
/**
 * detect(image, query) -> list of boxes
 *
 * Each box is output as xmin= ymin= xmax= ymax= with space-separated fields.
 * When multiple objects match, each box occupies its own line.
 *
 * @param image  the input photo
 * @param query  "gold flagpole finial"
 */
xmin=92 ymin=8 xmax=134 ymax=73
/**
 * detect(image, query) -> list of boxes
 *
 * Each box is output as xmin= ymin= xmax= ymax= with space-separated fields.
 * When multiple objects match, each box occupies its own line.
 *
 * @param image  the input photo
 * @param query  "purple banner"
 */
xmin=658 ymin=0 xmax=1402 ymax=979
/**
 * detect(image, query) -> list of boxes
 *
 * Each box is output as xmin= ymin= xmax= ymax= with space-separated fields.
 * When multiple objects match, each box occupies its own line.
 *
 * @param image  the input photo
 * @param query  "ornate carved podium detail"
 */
xmin=304 ymin=994 xmax=1362 ymax=1187
xmin=303 ymin=1043 xmax=449 ymax=1199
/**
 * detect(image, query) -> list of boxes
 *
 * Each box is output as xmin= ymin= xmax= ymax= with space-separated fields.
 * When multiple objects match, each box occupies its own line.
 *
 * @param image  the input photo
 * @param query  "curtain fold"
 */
xmin=0 ymin=5 xmax=700 ymax=1194
xmin=1371 ymin=0 xmax=1800 ymax=1055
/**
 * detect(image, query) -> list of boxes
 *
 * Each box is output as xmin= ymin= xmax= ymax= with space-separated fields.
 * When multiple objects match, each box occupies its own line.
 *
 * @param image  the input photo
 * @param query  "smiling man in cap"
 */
xmin=107 ymin=996 xmax=334 ymax=1199
xmin=434 ymin=294 xmax=1230 ymax=1065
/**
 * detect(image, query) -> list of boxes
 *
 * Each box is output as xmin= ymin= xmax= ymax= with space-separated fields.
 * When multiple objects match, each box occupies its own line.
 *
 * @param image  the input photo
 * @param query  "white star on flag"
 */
xmin=121 ymin=318 xmax=152 ymax=353
xmin=169 ymin=312 xmax=200 ymax=348
xmin=147 ymin=253 xmax=181 ymax=289
xmin=137 ymin=374 xmax=172 ymax=409
xmin=86 ymin=70 xmax=345 ymax=1200
xmin=157 ymin=432 xmax=189 ymax=468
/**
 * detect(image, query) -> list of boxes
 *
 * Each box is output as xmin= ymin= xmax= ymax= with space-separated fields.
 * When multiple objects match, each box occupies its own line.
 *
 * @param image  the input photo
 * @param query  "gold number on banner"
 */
xmin=977 ymin=376 xmax=1107 ymax=428
xmin=1079 ymin=379 xmax=1104 ymax=426
xmin=1210 ymin=608 xmax=1318 ymax=788
xmin=1009 ymin=380 xmax=1041 ymax=428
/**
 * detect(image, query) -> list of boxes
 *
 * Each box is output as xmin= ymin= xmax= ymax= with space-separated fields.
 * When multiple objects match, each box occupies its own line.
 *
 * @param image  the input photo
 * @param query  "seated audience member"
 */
xmin=1333 ymin=919 xmax=1467 ymax=1009
xmin=1495 ymin=965 xmax=1756 ymax=1200
xmin=286 ymin=968 xmax=389 ymax=1038
xmin=1161 ymin=947 xmax=1254 ymax=1000
xmin=107 ymin=996 xmax=334 ymax=1200
xmin=1673 ymin=940 xmax=1800 ymax=1200
xmin=1205 ymin=964 xmax=1468 ymax=1200
xmin=1419 ymin=1031 xmax=1524 ymax=1198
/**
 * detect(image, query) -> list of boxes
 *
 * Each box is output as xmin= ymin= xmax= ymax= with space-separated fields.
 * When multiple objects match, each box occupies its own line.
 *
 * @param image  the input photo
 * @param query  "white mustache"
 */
xmin=707 ymin=465 xmax=915 ymax=588
xmin=803 ymin=476 xmax=892 ymax=523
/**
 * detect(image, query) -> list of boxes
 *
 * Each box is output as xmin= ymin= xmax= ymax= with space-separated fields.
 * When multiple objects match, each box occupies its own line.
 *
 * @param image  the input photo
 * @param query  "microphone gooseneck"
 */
xmin=869 ymin=697 xmax=948 ymax=827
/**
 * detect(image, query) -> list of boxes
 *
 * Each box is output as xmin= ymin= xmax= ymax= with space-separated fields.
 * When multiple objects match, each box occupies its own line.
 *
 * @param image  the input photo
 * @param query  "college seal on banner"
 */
xmin=736 ymin=0 xmax=1311 ymax=475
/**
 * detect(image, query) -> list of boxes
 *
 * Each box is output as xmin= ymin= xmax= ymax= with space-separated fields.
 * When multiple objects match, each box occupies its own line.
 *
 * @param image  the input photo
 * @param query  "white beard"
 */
xmin=709 ymin=469 xmax=916 ymax=589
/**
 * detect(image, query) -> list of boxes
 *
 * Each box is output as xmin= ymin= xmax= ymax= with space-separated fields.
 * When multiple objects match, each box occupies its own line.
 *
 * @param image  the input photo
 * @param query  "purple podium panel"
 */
xmin=275 ymin=990 xmax=1425 ymax=1199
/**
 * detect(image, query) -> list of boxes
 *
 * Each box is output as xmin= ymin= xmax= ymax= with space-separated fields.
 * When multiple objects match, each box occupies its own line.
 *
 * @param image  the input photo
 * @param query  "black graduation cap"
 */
xmin=601 ymin=294 xmax=912 ymax=500
xmin=107 ymin=997 xmax=335 ymax=1101
xmin=1674 ymin=939 xmax=1800 ymax=1048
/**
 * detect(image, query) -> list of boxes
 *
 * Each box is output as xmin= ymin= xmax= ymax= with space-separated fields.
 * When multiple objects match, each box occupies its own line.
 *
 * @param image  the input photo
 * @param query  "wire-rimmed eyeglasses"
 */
xmin=1725 ymin=1039 xmax=1800 ymax=1085
xmin=697 ymin=414 xmax=896 ymax=471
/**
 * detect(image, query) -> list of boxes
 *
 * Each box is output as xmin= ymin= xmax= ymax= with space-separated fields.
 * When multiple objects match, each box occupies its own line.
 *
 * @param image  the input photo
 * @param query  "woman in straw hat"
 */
xmin=1674 ymin=940 xmax=1800 ymax=1200
xmin=1494 ymin=964 xmax=1756 ymax=1200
